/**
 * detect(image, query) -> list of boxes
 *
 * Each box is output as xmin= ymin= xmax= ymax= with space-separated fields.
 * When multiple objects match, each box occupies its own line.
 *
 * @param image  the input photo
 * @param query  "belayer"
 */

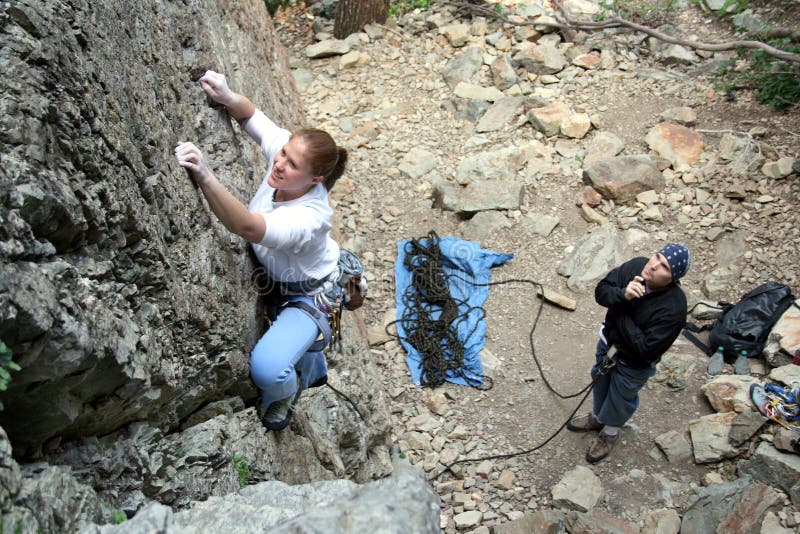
xmin=175 ymin=70 xmax=364 ymax=431
xmin=567 ymin=244 xmax=690 ymax=463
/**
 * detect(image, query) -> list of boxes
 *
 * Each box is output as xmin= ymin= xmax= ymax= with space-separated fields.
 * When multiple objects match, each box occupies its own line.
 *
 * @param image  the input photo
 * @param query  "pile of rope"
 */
xmin=392 ymin=231 xmax=491 ymax=389
xmin=386 ymin=230 xmax=613 ymax=480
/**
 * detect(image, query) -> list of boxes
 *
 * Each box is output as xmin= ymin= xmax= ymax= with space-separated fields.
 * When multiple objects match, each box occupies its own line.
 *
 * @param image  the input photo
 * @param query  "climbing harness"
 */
xmin=264 ymin=248 xmax=366 ymax=352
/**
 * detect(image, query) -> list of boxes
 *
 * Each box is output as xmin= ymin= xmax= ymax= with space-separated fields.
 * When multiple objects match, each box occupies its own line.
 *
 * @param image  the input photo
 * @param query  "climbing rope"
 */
xmin=389 ymin=231 xmax=492 ymax=389
xmin=383 ymin=230 xmax=614 ymax=480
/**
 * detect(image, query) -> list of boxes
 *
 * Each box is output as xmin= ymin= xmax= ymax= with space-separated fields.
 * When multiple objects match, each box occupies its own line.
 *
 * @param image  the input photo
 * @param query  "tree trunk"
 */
xmin=334 ymin=0 xmax=389 ymax=39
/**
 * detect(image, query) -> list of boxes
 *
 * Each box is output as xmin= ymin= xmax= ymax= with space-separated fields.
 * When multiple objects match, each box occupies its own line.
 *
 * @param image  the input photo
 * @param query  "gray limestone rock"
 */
xmin=681 ymin=476 xmax=752 ymax=534
xmin=80 ymin=463 xmax=439 ymax=533
xmin=306 ymin=39 xmax=351 ymax=58
xmin=492 ymin=509 xmax=566 ymax=534
xmin=522 ymin=213 xmax=560 ymax=237
xmin=443 ymin=47 xmax=484 ymax=89
xmin=566 ymin=509 xmax=638 ymax=533
xmin=17 ymin=465 xmax=108 ymax=533
xmin=433 ymin=180 xmax=525 ymax=216
xmin=557 ymin=224 xmax=621 ymax=291
xmin=0 ymin=0 xmax=307 ymax=452
xmin=728 ymin=411 xmax=768 ymax=446
xmin=738 ymin=442 xmax=800 ymax=504
xmin=513 ymin=43 xmax=567 ymax=75
xmin=551 ymin=465 xmax=603 ymax=512
xmin=0 ymin=427 xmax=21 ymax=512
xmin=476 ymin=97 xmax=526 ymax=133
xmin=455 ymin=146 xmax=528 ymax=184
xmin=732 ymin=10 xmax=769 ymax=34
xmin=582 ymin=156 xmax=665 ymax=202
xmin=491 ymin=55 xmax=521 ymax=91
xmin=689 ymin=412 xmax=741 ymax=463
xmin=702 ymin=266 xmax=737 ymax=300
xmin=462 ymin=211 xmax=512 ymax=242
xmin=399 ymin=147 xmax=438 ymax=179
xmin=718 ymin=134 xmax=765 ymax=175
xmin=655 ymin=430 xmax=693 ymax=462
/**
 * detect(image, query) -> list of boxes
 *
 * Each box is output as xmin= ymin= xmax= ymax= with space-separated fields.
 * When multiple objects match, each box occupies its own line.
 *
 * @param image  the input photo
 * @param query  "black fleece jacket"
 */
xmin=595 ymin=257 xmax=687 ymax=369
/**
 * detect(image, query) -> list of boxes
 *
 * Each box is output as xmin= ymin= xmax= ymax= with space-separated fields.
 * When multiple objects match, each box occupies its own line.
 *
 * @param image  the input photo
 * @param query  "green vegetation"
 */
xmin=716 ymin=39 xmax=800 ymax=109
xmin=597 ymin=0 xmax=680 ymax=23
xmin=232 ymin=452 xmax=251 ymax=487
xmin=720 ymin=463 xmax=736 ymax=481
xmin=389 ymin=0 xmax=431 ymax=18
xmin=0 ymin=340 xmax=21 ymax=411
xmin=715 ymin=0 xmax=750 ymax=15
xmin=175 ymin=447 xmax=186 ymax=458
xmin=111 ymin=510 xmax=127 ymax=524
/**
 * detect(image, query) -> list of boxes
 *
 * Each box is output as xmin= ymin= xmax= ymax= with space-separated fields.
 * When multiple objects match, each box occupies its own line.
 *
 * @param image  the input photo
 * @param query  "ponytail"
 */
xmin=324 ymin=147 xmax=348 ymax=191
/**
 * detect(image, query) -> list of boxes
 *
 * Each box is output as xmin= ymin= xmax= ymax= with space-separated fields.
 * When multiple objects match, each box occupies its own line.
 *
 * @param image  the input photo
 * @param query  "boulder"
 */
xmin=688 ymin=412 xmax=740 ymax=463
xmin=476 ymin=97 xmax=526 ymax=133
xmin=443 ymin=47 xmax=483 ymax=89
xmin=583 ymin=156 xmax=665 ymax=202
xmin=551 ymin=465 xmax=603 ymax=512
xmin=738 ymin=440 xmax=800 ymax=493
xmin=557 ymin=225 xmax=621 ymax=290
xmin=701 ymin=375 xmax=760 ymax=413
xmin=527 ymin=102 xmax=571 ymax=137
xmin=306 ymin=39 xmax=351 ymax=58
xmin=645 ymin=122 xmax=704 ymax=171
xmin=433 ymin=180 xmax=525 ymax=216
xmin=80 ymin=463 xmax=440 ymax=533
xmin=768 ymin=306 xmax=800 ymax=360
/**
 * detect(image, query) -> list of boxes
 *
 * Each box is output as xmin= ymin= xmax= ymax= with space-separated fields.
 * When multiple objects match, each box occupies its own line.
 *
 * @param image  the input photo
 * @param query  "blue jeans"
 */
xmin=591 ymin=339 xmax=656 ymax=428
xmin=249 ymin=295 xmax=328 ymax=407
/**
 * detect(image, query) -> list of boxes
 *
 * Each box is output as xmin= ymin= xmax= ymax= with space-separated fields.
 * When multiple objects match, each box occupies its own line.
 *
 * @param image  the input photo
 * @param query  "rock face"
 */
xmin=78 ymin=462 xmax=440 ymax=534
xmin=0 ymin=0 xmax=391 ymax=514
xmin=1 ymin=0 xmax=308 ymax=450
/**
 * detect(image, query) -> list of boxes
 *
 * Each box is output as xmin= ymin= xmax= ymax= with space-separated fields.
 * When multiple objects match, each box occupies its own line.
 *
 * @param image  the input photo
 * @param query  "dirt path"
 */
xmin=276 ymin=2 xmax=799 ymax=530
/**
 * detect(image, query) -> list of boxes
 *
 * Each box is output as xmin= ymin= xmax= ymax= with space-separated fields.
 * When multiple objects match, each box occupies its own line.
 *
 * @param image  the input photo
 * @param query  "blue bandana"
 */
xmin=659 ymin=243 xmax=691 ymax=281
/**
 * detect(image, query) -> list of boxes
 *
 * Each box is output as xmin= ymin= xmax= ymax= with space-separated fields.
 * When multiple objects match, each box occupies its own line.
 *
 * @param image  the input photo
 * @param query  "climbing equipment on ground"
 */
xmin=387 ymin=231 xmax=619 ymax=481
xmin=752 ymin=381 xmax=800 ymax=432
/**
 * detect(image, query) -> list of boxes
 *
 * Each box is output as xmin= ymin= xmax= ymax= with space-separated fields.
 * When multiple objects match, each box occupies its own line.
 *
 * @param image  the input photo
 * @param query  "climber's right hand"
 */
xmin=199 ymin=70 xmax=234 ymax=106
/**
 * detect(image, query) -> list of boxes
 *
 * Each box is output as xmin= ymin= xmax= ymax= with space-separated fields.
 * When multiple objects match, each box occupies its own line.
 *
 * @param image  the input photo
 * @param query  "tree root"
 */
xmin=443 ymin=0 xmax=800 ymax=64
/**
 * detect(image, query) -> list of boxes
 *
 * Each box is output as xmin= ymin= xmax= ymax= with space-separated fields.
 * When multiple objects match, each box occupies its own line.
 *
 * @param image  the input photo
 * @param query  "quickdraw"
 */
xmin=762 ymin=381 xmax=800 ymax=432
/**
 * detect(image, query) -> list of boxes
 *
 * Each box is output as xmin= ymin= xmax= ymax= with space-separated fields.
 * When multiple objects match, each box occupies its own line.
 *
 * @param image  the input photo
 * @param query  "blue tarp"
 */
xmin=394 ymin=237 xmax=513 ymax=386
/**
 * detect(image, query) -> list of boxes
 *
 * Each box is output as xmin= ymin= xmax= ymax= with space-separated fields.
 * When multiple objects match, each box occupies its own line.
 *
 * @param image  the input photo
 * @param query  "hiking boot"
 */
xmin=566 ymin=413 xmax=603 ymax=432
xmin=706 ymin=351 xmax=724 ymax=379
xmin=261 ymin=376 xmax=302 ymax=431
xmin=733 ymin=354 xmax=750 ymax=375
xmin=586 ymin=431 xmax=620 ymax=464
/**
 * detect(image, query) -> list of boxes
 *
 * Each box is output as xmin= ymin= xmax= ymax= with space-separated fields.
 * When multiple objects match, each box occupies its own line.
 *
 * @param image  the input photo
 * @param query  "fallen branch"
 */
xmin=443 ymin=0 xmax=800 ymax=64
xmin=745 ymin=27 xmax=800 ymax=43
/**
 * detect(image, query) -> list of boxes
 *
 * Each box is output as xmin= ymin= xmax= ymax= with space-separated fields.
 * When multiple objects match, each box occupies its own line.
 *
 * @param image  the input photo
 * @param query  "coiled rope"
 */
xmin=384 ymin=230 xmax=613 ymax=481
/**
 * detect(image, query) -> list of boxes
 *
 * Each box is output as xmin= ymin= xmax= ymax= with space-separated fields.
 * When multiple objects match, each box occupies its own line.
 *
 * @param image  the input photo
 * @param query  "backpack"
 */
xmin=684 ymin=282 xmax=797 ymax=362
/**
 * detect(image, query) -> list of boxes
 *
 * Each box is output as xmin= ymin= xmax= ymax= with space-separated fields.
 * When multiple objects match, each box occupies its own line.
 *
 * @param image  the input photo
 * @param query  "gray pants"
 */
xmin=591 ymin=339 xmax=656 ymax=428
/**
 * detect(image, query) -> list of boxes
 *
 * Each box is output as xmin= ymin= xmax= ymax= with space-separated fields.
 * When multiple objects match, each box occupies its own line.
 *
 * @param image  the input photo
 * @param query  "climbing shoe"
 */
xmin=706 ymin=351 xmax=724 ymax=379
xmin=733 ymin=354 xmax=749 ymax=375
xmin=261 ymin=377 xmax=303 ymax=431
xmin=586 ymin=431 xmax=620 ymax=464
xmin=566 ymin=412 xmax=603 ymax=432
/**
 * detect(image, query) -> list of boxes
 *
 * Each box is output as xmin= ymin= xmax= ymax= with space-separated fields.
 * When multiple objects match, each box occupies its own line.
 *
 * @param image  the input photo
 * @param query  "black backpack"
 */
xmin=684 ymin=282 xmax=797 ymax=362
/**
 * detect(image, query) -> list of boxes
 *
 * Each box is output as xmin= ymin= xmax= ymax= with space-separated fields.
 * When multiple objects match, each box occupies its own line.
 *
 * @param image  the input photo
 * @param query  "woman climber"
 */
xmin=175 ymin=70 xmax=363 ymax=431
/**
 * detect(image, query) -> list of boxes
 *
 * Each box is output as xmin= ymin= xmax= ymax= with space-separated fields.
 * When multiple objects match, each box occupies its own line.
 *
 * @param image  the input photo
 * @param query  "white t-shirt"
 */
xmin=244 ymin=110 xmax=339 ymax=284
